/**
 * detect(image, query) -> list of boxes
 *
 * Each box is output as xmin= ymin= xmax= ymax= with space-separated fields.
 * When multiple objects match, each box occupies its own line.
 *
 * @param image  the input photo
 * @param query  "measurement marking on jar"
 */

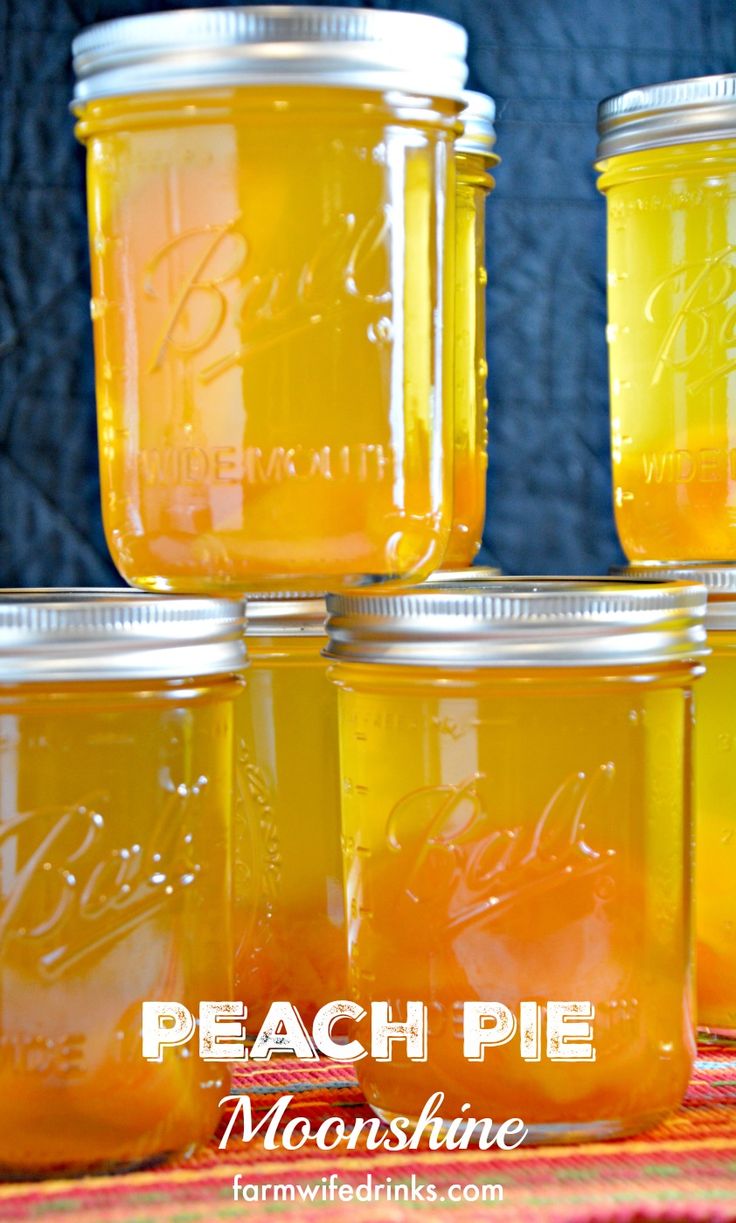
xmin=0 ymin=1032 xmax=85 ymax=1077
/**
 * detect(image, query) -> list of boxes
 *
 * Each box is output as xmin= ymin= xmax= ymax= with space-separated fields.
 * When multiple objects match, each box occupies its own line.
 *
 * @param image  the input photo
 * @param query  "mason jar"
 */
xmin=72 ymin=7 xmax=468 ymax=593
xmin=0 ymin=591 xmax=245 ymax=1178
xmin=443 ymin=91 xmax=497 ymax=569
xmin=234 ymin=594 xmax=344 ymax=1028
xmin=325 ymin=579 xmax=706 ymax=1143
xmin=598 ymin=76 xmax=736 ymax=562
xmin=615 ymin=562 xmax=736 ymax=1040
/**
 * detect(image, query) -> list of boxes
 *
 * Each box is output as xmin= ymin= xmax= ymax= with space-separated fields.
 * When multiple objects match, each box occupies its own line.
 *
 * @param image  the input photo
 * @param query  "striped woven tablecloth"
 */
xmin=1 ymin=1044 xmax=735 ymax=1222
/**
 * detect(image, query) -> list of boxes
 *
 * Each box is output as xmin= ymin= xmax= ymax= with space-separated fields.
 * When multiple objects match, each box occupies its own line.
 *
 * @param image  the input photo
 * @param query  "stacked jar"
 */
xmin=233 ymin=592 xmax=344 ymax=1029
xmin=325 ymin=577 xmax=707 ymax=1141
xmin=598 ymin=79 xmax=736 ymax=1042
xmin=444 ymin=90 xmax=498 ymax=567
xmin=612 ymin=564 xmax=736 ymax=1041
xmin=72 ymin=6 xmax=473 ymax=594
xmin=0 ymin=591 xmax=246 ymax=1177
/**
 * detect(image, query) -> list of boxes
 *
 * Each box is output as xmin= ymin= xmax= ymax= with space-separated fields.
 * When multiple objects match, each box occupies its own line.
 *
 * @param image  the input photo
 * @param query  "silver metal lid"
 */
xmin=456 ymin=89 xmax=497 ymax=156
xmin=72 ymin=6 xmax=468 ymax=104
xmin=324 ymin=578 xmax=707 ymax=668
xmin=0 ymin=589 xmax=247 ymax=683
xmin=597 ymin=74 xmax=736 ymax=159
xmin=246 ymin=594 xmax=326 ymax=637
xmin=613 ymin=564 xmax=736 ymax=632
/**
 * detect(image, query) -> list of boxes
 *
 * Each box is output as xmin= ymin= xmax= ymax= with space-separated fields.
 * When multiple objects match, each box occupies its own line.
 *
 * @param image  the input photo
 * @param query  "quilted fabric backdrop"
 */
xmin=2 ymin=0 xmax=735 ymax=585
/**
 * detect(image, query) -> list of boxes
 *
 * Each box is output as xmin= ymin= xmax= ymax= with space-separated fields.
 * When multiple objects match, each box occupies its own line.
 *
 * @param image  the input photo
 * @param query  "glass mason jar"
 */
xmin=443 ymin=91 xmax=497 ymax=569
xmin=0 ymin=591 xmax=245 ymax=1178
xmin=616 ymin=563 xmax=736 ymax=1040
xmin=72 ymin=7 xmax=468 ymax=594
xmin=325 ymin=579 xmax=707 ymax=1143
xmin=597 ymin=76 xmax=736 ymax=562
xmin=234 ymin=595 xmax=344 ymax=1028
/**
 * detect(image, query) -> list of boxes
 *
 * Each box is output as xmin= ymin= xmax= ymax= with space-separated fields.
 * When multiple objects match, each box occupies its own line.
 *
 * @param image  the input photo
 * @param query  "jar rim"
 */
xmin=243 ymin=573 xmax=505 ymax=638
xmin=613 ymin=564 xmax=736 ymax=632
xmin=425 ymin=567 xmax=502 ymax=583
xmin=0 ymin=589 xmax=247 ymax=682
xmin=456 ymin=89 xmax=497 ymax=156
xmin=246 ymin=594 xmax=326 ymax=637
xmin=72 ymin=5 xmax=469 ymax=104
xmin=597 ymin=73 xmax=736 ymax=159
xmin=324 ymin=577 xmax=708 ymax=668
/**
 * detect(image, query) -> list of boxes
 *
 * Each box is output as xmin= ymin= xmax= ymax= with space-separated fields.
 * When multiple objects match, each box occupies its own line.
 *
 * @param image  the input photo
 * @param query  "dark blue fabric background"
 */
xmin=2 ymin=0 xmax=735 ymax=584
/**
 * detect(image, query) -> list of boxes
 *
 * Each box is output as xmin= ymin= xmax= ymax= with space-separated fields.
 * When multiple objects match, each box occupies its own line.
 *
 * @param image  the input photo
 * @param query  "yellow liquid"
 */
xmin=442 ymin=151 xmax=493 ymax=568
xmin=333 ymin=662 xmax=696 ymax=1142
xmin=234 ymin=636 xmax=344 ymax=1027
xmin=694 ymin=629 xmax=736 ymax=1037
xmin=0 ymin=678 xmax=235 ymax=1177
xmin=599 ymin=141 xmax=736 ymax=561
xmin=76 ymin=88 xmax=458 ymax=593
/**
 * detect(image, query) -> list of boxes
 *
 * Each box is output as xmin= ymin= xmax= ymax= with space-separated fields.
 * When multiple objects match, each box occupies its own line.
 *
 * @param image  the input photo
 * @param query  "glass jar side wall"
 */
xmin=331 ymin=660 xmax=696 ymax=1143
xmin=598 ymin=140 xmax=736 ymax=562
xmin=77 ymin=88 xmax=459 ymax=592
xmin=442 ymin=149 xmax=494 ymax=568
xmin=0 ymin=676 xmax=237 ymax=1177
xmin=234 ymin=636 xmax=345 ymax=1027
xmin=695 ymin=629 xmax=736 ymax=1038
